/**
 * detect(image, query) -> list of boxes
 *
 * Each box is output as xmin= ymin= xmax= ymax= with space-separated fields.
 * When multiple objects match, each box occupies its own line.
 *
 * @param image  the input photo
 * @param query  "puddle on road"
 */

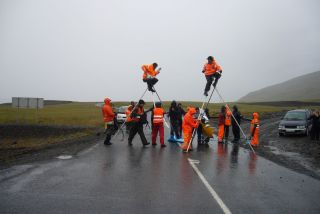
xmin=265 ymin=145 xmax=314 ymax=171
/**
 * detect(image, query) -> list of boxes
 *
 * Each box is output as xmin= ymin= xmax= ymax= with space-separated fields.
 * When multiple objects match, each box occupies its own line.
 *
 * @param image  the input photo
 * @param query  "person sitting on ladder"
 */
xmin=202 ymin=56 xmax=222 ymax=96
xmin=141 ymin=63 xmax=161 ymax=92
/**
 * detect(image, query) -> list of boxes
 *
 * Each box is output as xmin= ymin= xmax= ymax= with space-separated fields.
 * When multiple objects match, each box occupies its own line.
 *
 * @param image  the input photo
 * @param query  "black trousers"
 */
xmin=204 ymin=72 xmax=221 ymax=92
xmin=105 ymin=124 xmax=116 ymax=143
xmin=224 ymin=125 xmax=230 ymax=139
xmin=178 ymin=119 xmax=183 ymax=137
xmin=143 ymin=78 xmax=158 ymax=90
xmin=170 ymin=120 xmax=181 ymax=138
xmin=232 ymin=125 xmax=240 ymax=141
xmin=128 ymin=122 xmax=148 ymax=145
xmin=310 ymin=126 xmax=320 ymax=140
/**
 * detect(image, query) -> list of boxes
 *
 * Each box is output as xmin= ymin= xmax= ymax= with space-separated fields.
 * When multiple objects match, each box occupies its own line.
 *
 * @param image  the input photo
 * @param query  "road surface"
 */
xmin=1 ymin=127 xmax=320 ymax=214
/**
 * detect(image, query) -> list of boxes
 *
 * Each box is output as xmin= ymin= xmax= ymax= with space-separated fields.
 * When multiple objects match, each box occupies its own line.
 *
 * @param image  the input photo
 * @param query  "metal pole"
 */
xmin=215 ymin=88 xmax=255 ymax=154
xmin=186 ymin=87 xmax=215 ymax=152
xmin=114 ymin=88 xmax=148 ymax=138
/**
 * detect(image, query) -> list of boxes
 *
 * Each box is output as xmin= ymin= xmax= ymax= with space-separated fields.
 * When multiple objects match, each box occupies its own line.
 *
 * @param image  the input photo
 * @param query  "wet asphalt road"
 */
xmin=1 ymin=127 xmax=320 ymax=214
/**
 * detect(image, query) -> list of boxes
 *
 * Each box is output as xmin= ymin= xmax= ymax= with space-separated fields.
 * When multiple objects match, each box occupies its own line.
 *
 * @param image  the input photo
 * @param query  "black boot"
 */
xmin=104 ymin=135 xmax=112 ymax=145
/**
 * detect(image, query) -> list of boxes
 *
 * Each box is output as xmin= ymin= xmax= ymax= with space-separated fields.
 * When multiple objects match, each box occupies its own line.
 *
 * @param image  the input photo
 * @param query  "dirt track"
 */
xmin=240 ymin=113 xmax=320 ymax=180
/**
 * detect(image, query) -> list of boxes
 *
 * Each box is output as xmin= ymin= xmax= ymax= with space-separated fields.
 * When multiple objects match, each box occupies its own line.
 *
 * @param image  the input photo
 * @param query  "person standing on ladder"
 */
xmin=102 ymin=98 xmax=117 ymax=145
xmin=202 ymin=56 xmax=222 ymax=96
xmin=141 ymin=63 xmax=161 ymax=92
xmin=250 ymin=112 xmax=260 ymax=147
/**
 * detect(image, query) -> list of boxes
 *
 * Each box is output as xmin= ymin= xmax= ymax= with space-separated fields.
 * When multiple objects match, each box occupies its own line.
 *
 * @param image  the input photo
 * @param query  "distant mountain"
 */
xmin=239 ymin=71 xmax=320 ymax=102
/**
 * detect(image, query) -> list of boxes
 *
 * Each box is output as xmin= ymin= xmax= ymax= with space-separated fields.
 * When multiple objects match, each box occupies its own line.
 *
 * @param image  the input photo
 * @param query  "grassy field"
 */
xmin=1 ymin=101 xmax=320 ymax=126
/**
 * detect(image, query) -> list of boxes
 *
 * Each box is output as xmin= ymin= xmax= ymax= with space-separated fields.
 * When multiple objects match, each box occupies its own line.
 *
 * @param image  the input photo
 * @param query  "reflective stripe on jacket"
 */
xmin=153 ymin=107 xmax=164 ymax=124
xmin=142 ymin=64 xmax=159 ymax=79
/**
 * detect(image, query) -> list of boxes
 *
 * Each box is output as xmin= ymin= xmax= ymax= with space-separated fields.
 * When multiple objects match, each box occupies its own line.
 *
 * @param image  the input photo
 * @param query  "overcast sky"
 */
xmin=1 ymin=0 xmax=320 ymax=103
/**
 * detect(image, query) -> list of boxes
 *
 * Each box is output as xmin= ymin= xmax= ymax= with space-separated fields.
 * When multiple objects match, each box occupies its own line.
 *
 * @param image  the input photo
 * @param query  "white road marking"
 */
xmin=188 ymin=158 xmax=232 ymax=214
xmin=56 ymin=155 xmax=72 ymax=160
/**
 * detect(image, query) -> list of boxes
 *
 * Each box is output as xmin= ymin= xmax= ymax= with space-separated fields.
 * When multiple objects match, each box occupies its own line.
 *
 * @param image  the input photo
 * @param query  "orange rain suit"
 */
xmin=218 ymin=112 xmax=225 ymax=143
xmin=141 ymin=64 xmax=160 ymax=80
xmin=102 ymin=98 xmax=115 ymax=124
xmin=250 ymin=112 xmax=260 ymax=147
xmin=182 ymin=107 xmax=199 ymax=150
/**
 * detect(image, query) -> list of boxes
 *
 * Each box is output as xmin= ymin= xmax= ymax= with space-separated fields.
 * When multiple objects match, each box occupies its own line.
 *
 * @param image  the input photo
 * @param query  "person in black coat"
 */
xmin=309 ymin=110 xmax=320 ymax=141
xmin=231 ymin=105 xmax=242 ymax=142
xmin=168 ymin=100 xmax=181 ymax=140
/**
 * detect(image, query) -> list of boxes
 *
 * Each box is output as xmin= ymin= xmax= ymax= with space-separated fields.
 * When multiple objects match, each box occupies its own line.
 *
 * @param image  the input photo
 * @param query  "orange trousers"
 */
xmin=218 ymin=124 xmax=225 ymax=142
xmin=251 ymin=129 xmax=259 ymax=146
xmin=182 ymin=131 xmax=193 ymax=150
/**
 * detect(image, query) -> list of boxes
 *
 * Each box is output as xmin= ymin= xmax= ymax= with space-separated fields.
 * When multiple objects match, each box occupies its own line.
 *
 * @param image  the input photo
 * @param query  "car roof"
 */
xmin=287 ymin=109 xmax=309 ymax=113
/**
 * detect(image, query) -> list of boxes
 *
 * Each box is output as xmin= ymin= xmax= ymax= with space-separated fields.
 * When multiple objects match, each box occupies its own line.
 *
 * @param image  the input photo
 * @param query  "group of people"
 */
xmin=101 ymin=56 xmax=260 ymax=152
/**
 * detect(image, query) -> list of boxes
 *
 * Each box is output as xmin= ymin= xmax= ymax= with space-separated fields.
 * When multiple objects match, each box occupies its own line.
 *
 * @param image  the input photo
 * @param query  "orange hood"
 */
xmin=187 ymin=107 xmax=196 ymax=115
xmin=104 ymin=98 xmax=111 ymax=105
xmin=253 ymin=112 xmax=259 ymax=119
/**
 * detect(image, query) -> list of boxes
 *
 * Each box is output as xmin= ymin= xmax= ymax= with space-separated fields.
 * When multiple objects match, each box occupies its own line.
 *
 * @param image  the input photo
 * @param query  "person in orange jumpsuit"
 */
xmin=125 ymin=101 xmax=135 ymax=133
xmin=218 ymin=106 xmax=226 ymax=143
xmin=224 ymin=106 xmax=232 ymax=140
xmin=181 ymin=107 xmax=199 ymax=152
xmin=202 ymin=56 xmax=222 ymax=96
xmin=141 ymin=63 xmax=161 ymax=92
xmin=151 ymin=102 xmax=166 ymax=147
xmin=102 ymin=98 xmax=116 ymax=145
xmin=250 ymin=112 xmax=260 ymax=147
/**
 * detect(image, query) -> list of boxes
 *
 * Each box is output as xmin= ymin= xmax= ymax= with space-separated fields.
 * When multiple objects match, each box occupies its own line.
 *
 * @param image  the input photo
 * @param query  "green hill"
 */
xmin=239 ymin=71 xmax=320 ymax=102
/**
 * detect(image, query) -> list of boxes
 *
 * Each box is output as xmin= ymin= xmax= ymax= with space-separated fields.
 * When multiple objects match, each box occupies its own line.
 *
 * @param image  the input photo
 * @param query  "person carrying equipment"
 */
xmin=128 ymin=99 xmax=150 ymax=147
xmin=151 ymin=102 xmax=166 ymax=147
xmin=224 ymin=106 xmax=231 ymax=139
xmin=181 ymin=107 xmax=199 ymax=152
xmin=218 ymin=106 xmax=226 ymax=143
xmin=168 ymin=100 xmax=182 ymax=141
xmin=125 ymin=101 xmax=135 ymax=133
xmin=102 ymin=98 xmax=117 ymax=145
xmin=141 ymin=63 xmax=161 ymax=92
xmin=202 ymin=56 xmax=222 ymax=96
xmin=250 ymin=112 xmax=260 ymax=147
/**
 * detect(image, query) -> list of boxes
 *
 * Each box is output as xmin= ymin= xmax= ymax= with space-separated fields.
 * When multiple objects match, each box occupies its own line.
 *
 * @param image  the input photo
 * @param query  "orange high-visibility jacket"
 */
xmin=141 ymin=64 xmax=159 ymax=80
xmin=250 ymin=112 xmax=260 ymax=146
xmin=203 ymin=60 xmax=222 ymax=76
xmin=132 ymin=106 xmax=144 ymax=122
xmin=153 ymin=107 xmax=165 ymax=124
xmin=126 ymin=105 xmax=134 ymax=122
xmin=102 ymin=98 xmax=115 ymax=122
xmin=182 ymin=107 xmax=198 ymax=133
xmin=225 ymin=108 xmax=231 ymax=126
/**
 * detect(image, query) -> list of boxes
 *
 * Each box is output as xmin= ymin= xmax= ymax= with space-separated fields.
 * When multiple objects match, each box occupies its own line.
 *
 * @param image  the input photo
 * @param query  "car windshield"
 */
xmin=118 ymin=106 xmax=128 ymax=113
xmin=283 ymin=111 xmax=306 ymax=121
